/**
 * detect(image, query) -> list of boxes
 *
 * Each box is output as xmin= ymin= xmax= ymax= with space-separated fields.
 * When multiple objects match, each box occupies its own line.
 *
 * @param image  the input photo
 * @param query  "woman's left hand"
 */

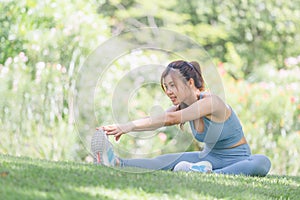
xmin=97 ymin=123 xmax=133 ymax=141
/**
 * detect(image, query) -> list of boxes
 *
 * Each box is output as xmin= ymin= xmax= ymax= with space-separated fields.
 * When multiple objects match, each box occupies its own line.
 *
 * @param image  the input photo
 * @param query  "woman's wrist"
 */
xmin=124 ymin=122 xmax=135 ymax=133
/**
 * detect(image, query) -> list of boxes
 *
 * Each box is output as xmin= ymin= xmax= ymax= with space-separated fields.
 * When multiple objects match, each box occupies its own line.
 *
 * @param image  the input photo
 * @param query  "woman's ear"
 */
xmin=188 ymin=78 xmax=194 ymax=87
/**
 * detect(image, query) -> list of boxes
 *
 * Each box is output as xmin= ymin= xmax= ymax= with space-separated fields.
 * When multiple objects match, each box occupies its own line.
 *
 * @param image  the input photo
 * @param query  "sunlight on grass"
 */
xmin=1 ymin=153 xmax=300 ymax=200
xmin=75 ymin=186 xmax=158 ymax=200
xmin=74 ymin=185 xmax=217 ymax=200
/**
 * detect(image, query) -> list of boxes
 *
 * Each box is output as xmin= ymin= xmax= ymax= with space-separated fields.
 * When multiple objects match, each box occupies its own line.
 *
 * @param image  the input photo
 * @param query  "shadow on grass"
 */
xmin=1 ymin=155 xmax=299 ymax=199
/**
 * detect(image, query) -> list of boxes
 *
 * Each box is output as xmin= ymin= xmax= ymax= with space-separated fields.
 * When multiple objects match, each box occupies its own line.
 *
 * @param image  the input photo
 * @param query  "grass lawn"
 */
xmin=0 ymin=154 xmax=299 ymax=200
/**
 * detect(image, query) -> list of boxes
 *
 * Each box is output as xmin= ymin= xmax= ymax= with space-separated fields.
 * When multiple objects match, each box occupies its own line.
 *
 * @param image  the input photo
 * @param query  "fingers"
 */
xmin=96 ymin=125 xmax=115 ymax=131
xmin=106 ymin=130 xmax=119 ymax=135
xmin=95 ymin=124 xmax=124 ymax=141
xmin=115 ymin=135 xmax=121 ymax=141
xmin=115 ymin=131 xmax=124 ymax=141
xmin=102 ymin=125 xmax=117 ymax=131
xmin=103 ymin=127 xmax=123 ymax=136
xmin=96 ymin=126 xmax=113 ymax=135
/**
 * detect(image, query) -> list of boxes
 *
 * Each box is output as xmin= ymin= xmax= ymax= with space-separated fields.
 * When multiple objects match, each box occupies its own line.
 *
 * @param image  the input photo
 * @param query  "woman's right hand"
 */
xmin=97 ymin=123 xmax=133 ymax=141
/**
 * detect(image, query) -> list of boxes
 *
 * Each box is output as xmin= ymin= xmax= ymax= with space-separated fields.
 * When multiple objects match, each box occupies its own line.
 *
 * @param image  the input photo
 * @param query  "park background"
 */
xmin=0 ymin=0 xmax=299 ymax=176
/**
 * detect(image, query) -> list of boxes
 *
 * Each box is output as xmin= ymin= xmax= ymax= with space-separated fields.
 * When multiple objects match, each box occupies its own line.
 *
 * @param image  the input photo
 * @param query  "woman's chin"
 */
xmin=170 ymin=98 xmax=180 ymax=105
xmin=172 ymin=101 xmax=180 ymax=105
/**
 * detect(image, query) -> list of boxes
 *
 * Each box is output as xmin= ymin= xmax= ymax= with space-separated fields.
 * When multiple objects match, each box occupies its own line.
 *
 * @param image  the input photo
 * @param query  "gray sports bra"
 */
xmin=189 ymin=95 xmax=244 ymax=149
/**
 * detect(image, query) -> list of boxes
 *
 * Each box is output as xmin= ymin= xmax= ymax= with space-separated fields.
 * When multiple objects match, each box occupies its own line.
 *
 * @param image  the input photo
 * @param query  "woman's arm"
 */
xmin=168 ymin=95 xmax=227 ymax=124
xmin=101 ymin=111 xmax=175 ymax=141
xmin=101 ymin=95 xmax=227 ymax=141
xmin=102 ymin=105 xmax=179 ymax=134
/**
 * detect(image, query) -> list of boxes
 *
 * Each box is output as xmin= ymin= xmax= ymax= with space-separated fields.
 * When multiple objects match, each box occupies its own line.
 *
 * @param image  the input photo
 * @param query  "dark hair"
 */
xmin=160 ymin=60 xmax=205 ymax=94
xmin=160 ymin=60 xmax=205 ymax=129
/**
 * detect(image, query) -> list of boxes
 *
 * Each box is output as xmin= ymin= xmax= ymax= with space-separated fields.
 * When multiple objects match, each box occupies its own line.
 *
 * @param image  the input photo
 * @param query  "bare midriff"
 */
xmin=228 ymin=136 xmax=247 ymax=149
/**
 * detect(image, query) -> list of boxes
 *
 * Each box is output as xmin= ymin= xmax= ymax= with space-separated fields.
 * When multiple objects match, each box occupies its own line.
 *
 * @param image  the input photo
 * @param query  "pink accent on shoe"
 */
xmin=97 ymin=152 xmax=101 ymax=163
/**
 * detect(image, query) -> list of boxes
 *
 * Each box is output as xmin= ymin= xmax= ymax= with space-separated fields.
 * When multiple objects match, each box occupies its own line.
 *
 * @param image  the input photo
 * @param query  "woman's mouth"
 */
xmin=170 ymin=97 xmax=177 ymax=102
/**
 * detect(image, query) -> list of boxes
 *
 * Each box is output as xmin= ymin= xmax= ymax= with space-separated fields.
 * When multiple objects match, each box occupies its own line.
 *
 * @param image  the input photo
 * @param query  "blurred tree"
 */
xmin=0 ymin=1 xmax=27 ymax=64
xmin=176 ymin=0 xmax=300 ymax=77
xmin=95 ymin=0 xmax=300 ymax=78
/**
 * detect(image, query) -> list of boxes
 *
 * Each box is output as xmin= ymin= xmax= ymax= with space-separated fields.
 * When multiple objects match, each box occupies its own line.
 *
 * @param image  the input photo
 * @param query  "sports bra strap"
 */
xmin=199 ymin=92 xmax=204 ymax=100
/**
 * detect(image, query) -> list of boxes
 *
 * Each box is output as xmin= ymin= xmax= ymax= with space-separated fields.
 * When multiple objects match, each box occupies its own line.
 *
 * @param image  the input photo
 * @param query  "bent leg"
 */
xmin=214 ymin=154 xmax=271 ymax=176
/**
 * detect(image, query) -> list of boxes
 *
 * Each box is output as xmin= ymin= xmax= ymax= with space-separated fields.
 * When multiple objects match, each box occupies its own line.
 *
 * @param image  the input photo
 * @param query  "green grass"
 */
xmin=0 ymin=154 xmax=299 ymax=200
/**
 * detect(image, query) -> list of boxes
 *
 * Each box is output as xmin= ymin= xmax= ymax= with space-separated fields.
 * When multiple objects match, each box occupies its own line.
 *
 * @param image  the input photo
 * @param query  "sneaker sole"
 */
xmin=91 ymin=129 xmax=107 ymax=164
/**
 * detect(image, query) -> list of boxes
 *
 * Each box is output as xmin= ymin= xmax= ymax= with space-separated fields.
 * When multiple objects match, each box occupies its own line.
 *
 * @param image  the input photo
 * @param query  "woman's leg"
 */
xmin=172 ymin=144 xmax=271 ymax=176
xmin=120 ymin=145 xmax=226 ymax=170
xmin=120 ymin=151 xmax=201 ymax=170
xmin=213 ymin=154 xmax=271 ymax=176
xmin=92 ymin=129 xmax=215 ymax=170
xmin=120 ymin=150 xmax=220 ymax=170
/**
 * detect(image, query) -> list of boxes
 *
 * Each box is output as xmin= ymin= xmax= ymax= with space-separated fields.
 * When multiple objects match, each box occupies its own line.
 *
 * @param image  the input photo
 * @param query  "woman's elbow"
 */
xmin=165 ymin=112 xmax=180 ymax=126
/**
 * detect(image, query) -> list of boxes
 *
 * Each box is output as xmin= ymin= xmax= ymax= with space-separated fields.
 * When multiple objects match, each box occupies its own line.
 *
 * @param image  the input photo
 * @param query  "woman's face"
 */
xmin=163 ymin=73 xmax=189 ymax=105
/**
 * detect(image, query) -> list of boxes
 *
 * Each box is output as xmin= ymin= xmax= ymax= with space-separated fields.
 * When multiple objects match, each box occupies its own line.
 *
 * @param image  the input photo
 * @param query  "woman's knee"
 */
xmin=250 ymin=154 xmax=271 ymax=176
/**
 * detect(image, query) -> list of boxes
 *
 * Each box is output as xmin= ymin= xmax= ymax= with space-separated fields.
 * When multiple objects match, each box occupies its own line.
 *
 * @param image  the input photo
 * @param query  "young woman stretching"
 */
xmin=91 ymin=60 xmax=271 ymax=176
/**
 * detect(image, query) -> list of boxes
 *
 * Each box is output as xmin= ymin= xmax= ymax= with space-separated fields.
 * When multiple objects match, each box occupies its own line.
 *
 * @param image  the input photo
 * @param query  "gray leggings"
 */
xmin=119 ymin=144 xmax=271 ymax=176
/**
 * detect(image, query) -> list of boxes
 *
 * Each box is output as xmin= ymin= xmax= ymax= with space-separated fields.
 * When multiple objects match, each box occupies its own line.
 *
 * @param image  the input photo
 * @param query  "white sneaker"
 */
xmin=91 ymin=129 xmax=117 ymax=166
xmin=190 ymin=161 xmax=212 ymax=173
xmin=173 ymin=161 xmax=212 ymax=173
xmin=173 ymin=161 xmax=193 ymax=172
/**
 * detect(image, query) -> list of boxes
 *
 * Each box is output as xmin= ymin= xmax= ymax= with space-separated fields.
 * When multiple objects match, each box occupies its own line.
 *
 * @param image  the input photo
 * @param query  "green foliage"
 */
xmin=0 ymin=1 xmax=27 ymax=64
xmin=1 ymin=155 xmax=300 ymax=200
xmin=99 ymin=0 xmax=300 ymax=77
xmin=192 ymin=0 xmax=300 ymax=75
xmin=220 ymin=64 xmax=300 ymax=175
xmin=0 ymin=53 xmax=76 ymax=160
xmin=0 ymin=0 xmax=110 ymax=161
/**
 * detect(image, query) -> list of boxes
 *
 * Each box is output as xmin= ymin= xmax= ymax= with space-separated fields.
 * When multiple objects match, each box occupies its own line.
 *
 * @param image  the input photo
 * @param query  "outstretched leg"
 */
xmin=91 ymin=129 xmax=213 ymax=170
xmin=213 ymin=154 xmax=271 ymax=176
xmin=120 ymin=151 xmax=205 ymax=170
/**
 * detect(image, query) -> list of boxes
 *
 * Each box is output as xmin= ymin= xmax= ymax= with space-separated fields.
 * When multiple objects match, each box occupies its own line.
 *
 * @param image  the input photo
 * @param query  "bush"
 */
xmin=0 ymin=53 xmax=76 ymax=160
xmin=219 ymin=63 xmax=300 ymax=175
xmin=0 ymin=0 xmax=110 ymax=161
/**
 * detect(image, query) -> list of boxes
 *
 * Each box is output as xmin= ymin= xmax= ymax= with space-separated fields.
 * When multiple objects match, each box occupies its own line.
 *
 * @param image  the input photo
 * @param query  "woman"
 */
xmin=92 ymin=60 xmax=271 ymax=176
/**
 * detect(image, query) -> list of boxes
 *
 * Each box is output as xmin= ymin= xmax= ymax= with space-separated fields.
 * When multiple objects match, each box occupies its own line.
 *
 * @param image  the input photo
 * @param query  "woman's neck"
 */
xmin=184 ymin=89 xmax=201 ymax=105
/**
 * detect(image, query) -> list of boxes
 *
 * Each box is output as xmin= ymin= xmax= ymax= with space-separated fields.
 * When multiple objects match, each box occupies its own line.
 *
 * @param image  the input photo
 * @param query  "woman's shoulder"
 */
xmin=199 ymin=91 xmax=222 ymax=100
xmin=199 ymin=92 xmax=231 ymax=122
xmin=199 ymin=92 xmax=225 ymax=104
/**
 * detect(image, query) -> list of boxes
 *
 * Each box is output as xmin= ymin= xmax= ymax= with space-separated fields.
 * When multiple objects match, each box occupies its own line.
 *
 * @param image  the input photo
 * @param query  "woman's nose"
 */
xmin=166 ymin=88 xmax=173 ymax=94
